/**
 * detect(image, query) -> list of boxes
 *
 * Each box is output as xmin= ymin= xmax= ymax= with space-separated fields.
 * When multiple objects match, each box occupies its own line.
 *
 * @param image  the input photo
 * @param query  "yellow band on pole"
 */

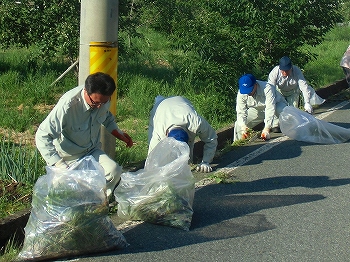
xmin=89 ymin=41 xmax=118 ymax=116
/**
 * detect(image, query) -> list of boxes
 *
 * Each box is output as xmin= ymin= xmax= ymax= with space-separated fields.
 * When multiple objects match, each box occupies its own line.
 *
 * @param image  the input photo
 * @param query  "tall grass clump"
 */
xmin=0 ymin=236 xmax=21 ymax=262
xmin=0 ymin=136 xmax=44 ymax=185
xmin=0 ymin=135 xmax=44 ymax=219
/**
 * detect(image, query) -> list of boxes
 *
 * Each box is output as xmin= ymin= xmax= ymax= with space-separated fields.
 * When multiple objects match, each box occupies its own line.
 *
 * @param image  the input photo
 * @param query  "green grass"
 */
xmin=0 ymin=138 xmax=43 ymax=184
xmin=0 ymin=236 xmax=21 ymax=262
xmin=303 ymin=25 xmax=350 ymax=88
xmin=0 ymin=182 xmax=32 ymax=219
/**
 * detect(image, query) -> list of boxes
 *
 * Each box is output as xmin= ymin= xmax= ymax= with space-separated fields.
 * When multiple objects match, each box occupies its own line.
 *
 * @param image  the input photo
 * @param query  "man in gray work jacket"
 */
xmin=268 ymin=56 xmax=325 ymax=114
xmin=35 ymin=72 xmax=133 ymax=199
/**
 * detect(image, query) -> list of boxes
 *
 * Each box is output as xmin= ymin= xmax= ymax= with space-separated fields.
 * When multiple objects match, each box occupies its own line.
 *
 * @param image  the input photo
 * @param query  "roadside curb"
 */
xmin=0 ymin=208 xmax=30 ymax=249
xmin=0 ymin=78 xmax=348 ymax=250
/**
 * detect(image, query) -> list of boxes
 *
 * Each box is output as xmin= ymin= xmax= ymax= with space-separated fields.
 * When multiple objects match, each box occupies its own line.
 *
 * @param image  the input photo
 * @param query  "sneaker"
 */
xmin=271 ymin=127 xmax=281 ymax=133
xmin=109 ymin=201 xmax=118 ymax=213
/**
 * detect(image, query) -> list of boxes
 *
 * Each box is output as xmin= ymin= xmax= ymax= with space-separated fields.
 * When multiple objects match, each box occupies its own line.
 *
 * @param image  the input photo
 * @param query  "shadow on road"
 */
xmin=328 ymin=121 xmax=350 ymax=129
xmin=223 ymin=175 xmax=350 ymax=193
xmin=214 ymin=137 xmax=350 ymax=170
xmin=102 ymin=181 xmax=327 ymax=255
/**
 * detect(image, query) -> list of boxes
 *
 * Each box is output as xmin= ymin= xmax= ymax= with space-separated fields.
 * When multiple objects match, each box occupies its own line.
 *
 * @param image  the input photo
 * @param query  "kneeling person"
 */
xmin=148 ymin=96 xmax=218 ymax=173
xmin=35 ymin=72 xmax=133 ymax=200
xmin=233 ymin=74 xmax=287 ymax=141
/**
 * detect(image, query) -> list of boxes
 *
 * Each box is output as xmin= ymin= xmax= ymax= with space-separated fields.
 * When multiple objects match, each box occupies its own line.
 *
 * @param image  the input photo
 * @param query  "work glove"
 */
xmin=112 ymin=130 xmax=134 ymax=148
xmin=54 ymin=159 xmax=69 ymax=169
xmin=260 ymin=128 xmax=270 ymax=141
xmin=196 ymin=161 xmax=212 ymax=173
xmin=304 ymin=102 xmax=313 ymax=114
xmin=241 ymin=125 xmax=250 ymax=140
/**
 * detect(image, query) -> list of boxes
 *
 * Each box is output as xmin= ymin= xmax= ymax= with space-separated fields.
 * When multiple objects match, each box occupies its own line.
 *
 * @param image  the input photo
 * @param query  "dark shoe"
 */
xmin=271 ymin=127 xmax=281 ymax=133
xmin=109 ymin=201 xmax=118 ymax=213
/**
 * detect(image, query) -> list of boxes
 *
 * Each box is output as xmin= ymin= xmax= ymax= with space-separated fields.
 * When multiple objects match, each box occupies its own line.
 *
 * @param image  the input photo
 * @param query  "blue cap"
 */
xmin=238 ymin=74 xmax=256 ymax=94
xmin=167 ymin=128 xmax=189 ymax=143
xmin=279 ymin=56 xmax=292 ymax=71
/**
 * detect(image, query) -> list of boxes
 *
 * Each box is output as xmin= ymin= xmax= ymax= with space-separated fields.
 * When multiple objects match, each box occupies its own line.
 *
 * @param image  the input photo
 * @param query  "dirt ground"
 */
xmin=0 ymin=127 xmax=37 ymax=147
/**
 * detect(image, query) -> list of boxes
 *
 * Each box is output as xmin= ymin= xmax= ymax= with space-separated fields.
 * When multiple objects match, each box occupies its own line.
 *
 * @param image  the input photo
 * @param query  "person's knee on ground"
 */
xmin=233 ymin=122 xmax=249 ymax=141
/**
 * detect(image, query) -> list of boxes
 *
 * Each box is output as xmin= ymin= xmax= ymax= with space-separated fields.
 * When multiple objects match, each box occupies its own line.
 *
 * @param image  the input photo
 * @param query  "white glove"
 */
xmin=304 ymin=102 xmax=313 ymax=114
xmin=196 ymin=161 xmax=212 ymax=173
xmin=54 ymin=159 xmax=69 ymax=169
xmin=260 ymin=128 xmax=270 ymax=141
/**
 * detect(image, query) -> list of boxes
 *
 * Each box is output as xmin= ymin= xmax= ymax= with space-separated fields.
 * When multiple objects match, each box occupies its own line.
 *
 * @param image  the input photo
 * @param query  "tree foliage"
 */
xmin=142 ymin=0 xmax=343 ymax=81
xmin=0 ymin=0 xmax=345 ymax=123
xmin=0 ymin=0 xmax=81 ymax=63
xmin=0 ymin=0 xmax=343 ymax=74
xmin=340 ymin=0 xmax=350 ymax=23
xmin=134 ymin=0 xmax=343 ymax=122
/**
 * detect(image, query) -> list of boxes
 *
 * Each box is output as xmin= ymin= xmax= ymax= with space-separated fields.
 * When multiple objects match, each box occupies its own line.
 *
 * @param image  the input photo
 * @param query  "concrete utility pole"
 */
xmin=78 ymin=0 xmax=119 ymax=159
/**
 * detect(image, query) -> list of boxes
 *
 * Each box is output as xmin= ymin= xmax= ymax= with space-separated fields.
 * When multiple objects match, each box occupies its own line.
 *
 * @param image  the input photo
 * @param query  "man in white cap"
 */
xmin=268 ymin=56 xmax=325 ymax=114
xmin=234 ymin=73 xmax=287 ymax=142
xmin=148 ymin=96 xmax=218 ymax=173
xmin=340 ymin=45 xmax=350 ymax=87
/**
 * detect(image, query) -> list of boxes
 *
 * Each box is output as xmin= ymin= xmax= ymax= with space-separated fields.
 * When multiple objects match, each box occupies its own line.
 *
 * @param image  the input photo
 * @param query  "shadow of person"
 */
xmin=190 ymin=182 xmax=326 ymax=231
xmin=106 ymin=183 xmax=325 ymax=255
xmin=70 ymin=174 xmax=350 ymax=260
xmin=214 ymin=139 xmax=304 ymax=170
xmin=224 ymin=175 xmax=350 ymax=194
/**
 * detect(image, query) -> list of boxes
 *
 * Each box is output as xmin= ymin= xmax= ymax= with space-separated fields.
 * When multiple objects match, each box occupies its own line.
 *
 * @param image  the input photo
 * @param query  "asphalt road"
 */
xmin=56 ymin=95 xmax=350 ymax=262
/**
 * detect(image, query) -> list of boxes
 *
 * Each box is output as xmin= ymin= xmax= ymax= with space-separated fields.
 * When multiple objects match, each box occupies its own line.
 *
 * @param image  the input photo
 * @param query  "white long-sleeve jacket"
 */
xmin=268 ymin=65 xmax=312 ymax=103
xmin=148 ymin=96 xmax=218 ymax=163
xmin=236 ymin=80 xmax=284 ymax=130
xmin=340 ymin=45 xmax=350 ymax=69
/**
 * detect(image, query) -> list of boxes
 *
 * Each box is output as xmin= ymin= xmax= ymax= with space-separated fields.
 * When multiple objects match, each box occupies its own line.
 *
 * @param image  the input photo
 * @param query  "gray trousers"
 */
xmin=343 ymin=67 xmax=350 ymax=88
xmin=62 ymin=148 xmax=122 ymax=200
xmin=233 ymin=101 xmax=286 ymax=142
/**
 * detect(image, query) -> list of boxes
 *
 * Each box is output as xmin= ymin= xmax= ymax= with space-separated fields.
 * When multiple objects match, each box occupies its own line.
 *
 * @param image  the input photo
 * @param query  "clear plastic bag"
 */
xmin=115 ymin=137 xmax=195 ymax=231
xmin=279 ymin=106 xmax=350 ymax=144
xmin=17 ymin=156 xmax=128 ymax=262
xmin=309 ymin=88 xmax=326 ymax=105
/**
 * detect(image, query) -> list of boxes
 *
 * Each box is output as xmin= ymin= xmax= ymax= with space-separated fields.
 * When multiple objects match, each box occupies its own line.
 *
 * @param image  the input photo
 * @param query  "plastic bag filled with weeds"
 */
xmin=17 ymin=156 xmax=128 ymax=261
xmin=115 ymin=137 xmax=195 ymax=231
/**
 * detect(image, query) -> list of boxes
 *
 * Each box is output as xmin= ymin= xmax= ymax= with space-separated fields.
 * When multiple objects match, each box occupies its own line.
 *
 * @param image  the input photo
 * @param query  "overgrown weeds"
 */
xmin=0 ymin=235 xmax=20 ymax=262
xmin=0 ymin=135 xmax=44 ymax=219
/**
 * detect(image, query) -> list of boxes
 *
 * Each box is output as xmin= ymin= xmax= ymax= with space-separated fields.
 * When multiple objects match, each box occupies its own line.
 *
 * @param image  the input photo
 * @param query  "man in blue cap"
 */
xmin=234 ymin=73 xmax=287 ymax=141
xmin=148 ymin=96 xmax=218 ymax=173
xmin=268 ymin=56 xmax=325 ymax=114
